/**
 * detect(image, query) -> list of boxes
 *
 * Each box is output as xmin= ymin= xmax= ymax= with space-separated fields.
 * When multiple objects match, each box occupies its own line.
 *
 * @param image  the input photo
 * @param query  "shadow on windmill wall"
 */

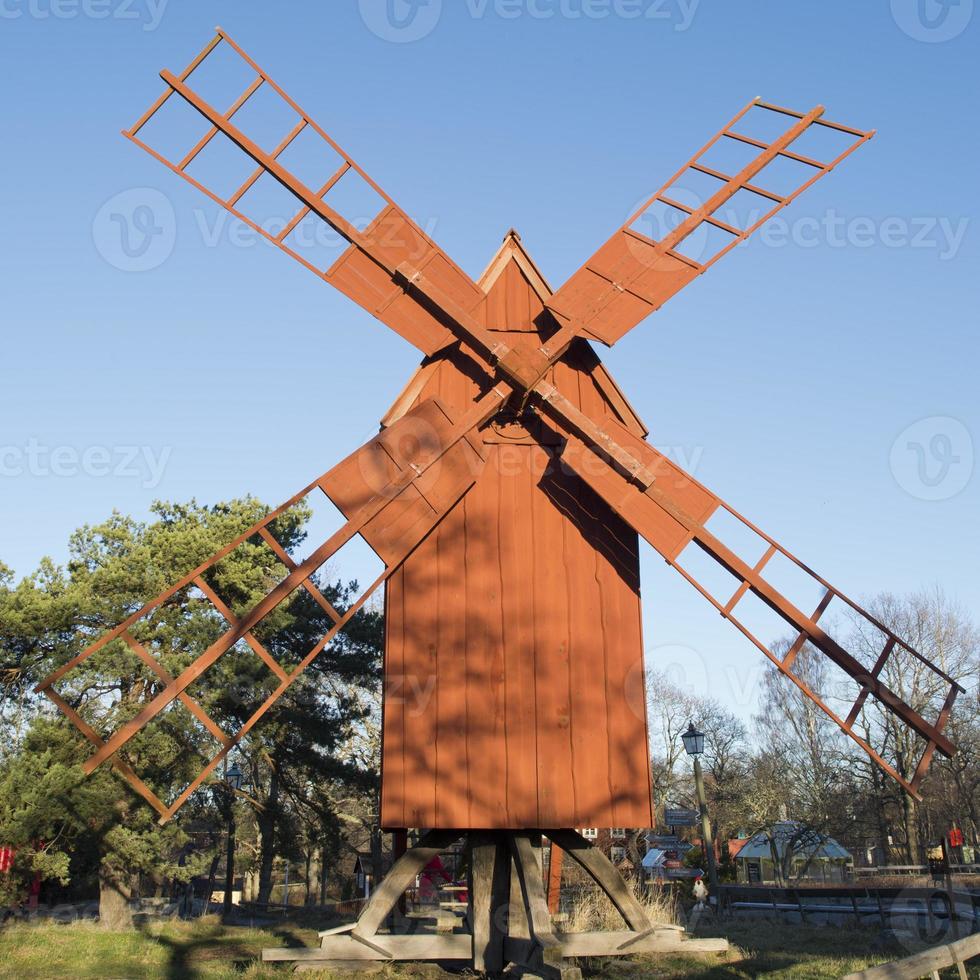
xmin=379 ymin=432 xmax=653 ymax=833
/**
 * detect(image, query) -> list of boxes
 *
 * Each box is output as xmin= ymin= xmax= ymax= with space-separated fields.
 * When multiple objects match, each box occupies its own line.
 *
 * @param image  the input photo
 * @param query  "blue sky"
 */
xmin=1 ymin=0 xmax=977 ymax=721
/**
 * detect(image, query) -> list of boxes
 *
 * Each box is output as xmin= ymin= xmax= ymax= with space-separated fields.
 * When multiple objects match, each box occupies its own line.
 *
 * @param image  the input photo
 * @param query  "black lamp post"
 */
xmin=223 ymin=759 xmax=244 ymax=919
xmin=681 ymin=722 xmax=719 ymax=897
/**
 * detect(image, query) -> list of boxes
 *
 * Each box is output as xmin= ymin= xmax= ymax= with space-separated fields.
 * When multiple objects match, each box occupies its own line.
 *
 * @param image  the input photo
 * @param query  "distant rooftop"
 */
xmin=734 ymin=821 xmax=852 ymax=862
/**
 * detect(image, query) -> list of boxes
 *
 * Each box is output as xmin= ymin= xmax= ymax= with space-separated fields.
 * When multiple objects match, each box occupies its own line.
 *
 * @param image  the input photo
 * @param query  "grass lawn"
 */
xmin=0 ymin=915 xmax=956 ymax=979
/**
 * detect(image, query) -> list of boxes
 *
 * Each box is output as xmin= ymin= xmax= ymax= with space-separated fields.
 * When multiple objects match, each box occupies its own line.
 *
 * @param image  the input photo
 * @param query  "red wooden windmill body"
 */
xmin=37 ymin=30 xmax=964 ymax=970
xmin=380 ymin=233 xmax=652 ymax=832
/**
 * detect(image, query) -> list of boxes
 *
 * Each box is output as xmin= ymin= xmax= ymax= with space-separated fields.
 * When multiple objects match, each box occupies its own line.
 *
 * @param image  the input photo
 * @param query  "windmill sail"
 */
xmin=551 ymin=409 xmax=962 ymax=798
xmin=36 ymin=393 xmax=501 ymax=822
xmin=125 ymin=29 xmax=487 ymax=357
xmin=545 ymin=99 xmax=873 ymax=346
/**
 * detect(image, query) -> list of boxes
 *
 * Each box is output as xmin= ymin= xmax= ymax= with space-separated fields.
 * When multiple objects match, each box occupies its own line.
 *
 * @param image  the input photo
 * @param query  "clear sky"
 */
xmin=1 ymin=0 xmax=977 ymax=722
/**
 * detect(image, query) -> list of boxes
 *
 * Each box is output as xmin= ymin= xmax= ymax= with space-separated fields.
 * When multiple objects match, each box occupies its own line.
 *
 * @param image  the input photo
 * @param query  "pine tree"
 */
xmin=0 ymin=497 xmax=381 ymax=922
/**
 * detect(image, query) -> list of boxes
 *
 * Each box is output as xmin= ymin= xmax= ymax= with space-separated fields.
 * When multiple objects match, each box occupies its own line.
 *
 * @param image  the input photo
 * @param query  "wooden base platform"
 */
xmin=263 ymin=829 xmax=727 ymax=975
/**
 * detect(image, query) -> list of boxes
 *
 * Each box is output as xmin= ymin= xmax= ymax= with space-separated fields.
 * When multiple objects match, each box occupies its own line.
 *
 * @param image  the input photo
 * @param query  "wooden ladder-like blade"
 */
xmin=36 ymin=389 xmax=504 ymax=822
xmin=544 ymin=98 xmax=874 ymax=349
xmin=554 ymin=414 xmax=963 ymax=799
xmin=124 ymin=28 xmax=491 ymax=358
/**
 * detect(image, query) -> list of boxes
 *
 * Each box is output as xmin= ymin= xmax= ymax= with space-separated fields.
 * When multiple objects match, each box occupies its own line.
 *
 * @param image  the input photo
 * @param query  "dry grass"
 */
xmin=562 ymin=881 xmax=679 ymax=932
xmin=0 ymin=908 xmax=948 ymax=979
xmin=599 ymin=919 xmax=947 ymax=980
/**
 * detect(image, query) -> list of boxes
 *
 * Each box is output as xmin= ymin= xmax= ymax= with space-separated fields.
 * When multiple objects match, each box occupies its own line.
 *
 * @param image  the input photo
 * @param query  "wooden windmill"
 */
xmin=38 ymin=29 xmax=964 ymax=973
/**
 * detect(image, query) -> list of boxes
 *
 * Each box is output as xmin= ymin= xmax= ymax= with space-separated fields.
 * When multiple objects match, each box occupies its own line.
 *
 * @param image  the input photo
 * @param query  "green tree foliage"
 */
xmin=0 ymin=498 xmax=382 ymax=918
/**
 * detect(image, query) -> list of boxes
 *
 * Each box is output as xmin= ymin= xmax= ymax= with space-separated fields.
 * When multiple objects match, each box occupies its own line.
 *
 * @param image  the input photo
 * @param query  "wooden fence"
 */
xmin=238 ymin=897 xmax=367 ymax=918
xmin=843 ymin=931 xmax=980 ymax=980
xmin=718 ymin=884 xmax=980 ymax=933
xmin=852 ymin=865 xmax=980 ymax=878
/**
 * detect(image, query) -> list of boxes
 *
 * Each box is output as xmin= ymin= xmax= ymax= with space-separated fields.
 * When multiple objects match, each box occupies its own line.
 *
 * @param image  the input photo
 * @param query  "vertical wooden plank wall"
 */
xmin=379 ymin=236 xmax=653 ymax=830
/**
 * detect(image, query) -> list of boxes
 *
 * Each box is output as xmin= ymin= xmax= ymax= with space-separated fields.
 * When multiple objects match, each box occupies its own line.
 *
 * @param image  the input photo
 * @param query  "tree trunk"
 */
xmin=901 ymin=792 xmax=920 ymax=863
xmin=781 ymin=843 xmax=794 ymax=885
xmin=256 ymin=767 xmax=280 ymax=905
xmin=873 ymin=776 xmax=891 ymax=865
xmin=767 ymin=837 xmax=783 ymax=886
xmin=181 ymin=879 xmax=195 ymax=918
xmin=204 ymin=852 xmax=220 ymax=916
xmin=863 ymin=752 xmax=892 ymax=867
xmin=370 ymin=825 xmax=384 ymax=898
xmin=966 ymin=803 xmax=979 ymax=848
xmin=319 ymin=850 xmax=329 ymax=905
xmin=99 ymin=862 xmax=135 ymax=930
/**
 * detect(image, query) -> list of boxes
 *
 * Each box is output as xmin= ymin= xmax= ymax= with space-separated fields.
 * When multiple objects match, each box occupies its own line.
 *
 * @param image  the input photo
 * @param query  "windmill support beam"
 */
xmin=263 ymin=830 xmax=726 ymax=974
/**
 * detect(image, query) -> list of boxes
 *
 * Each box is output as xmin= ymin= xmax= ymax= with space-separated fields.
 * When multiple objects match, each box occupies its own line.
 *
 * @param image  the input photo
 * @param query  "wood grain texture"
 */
xmin=379 ymin=237 xmax=653 ymax=830
xmin=469 ymin=831 xmax=509 ymax=972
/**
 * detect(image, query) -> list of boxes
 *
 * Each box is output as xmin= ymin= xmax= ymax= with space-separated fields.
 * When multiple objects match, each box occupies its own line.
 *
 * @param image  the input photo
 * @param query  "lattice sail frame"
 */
xmin=37 ymin=28 xmax=963 ymax=819
xmin=545 ymin=99 xmax=875 ymax=347
xmin=554 ymin=412 xmax=964 ymax=797
xmin=36 ymin=395 xmax=500 ymax=821
xmin=123 ymin=27 xmax=487 ymax=360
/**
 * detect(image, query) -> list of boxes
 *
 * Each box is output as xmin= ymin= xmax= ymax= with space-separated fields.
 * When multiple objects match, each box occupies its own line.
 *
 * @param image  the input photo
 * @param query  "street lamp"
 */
xmin=226 ymin=760 xmax=243 ymax=790
xmin=680 ymin=722 xmax=705 ymax=757
xmin=223 ymin=759 xmax=244 ymax=919
xmin=680 ymin=722 xmax=719 ymax=898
